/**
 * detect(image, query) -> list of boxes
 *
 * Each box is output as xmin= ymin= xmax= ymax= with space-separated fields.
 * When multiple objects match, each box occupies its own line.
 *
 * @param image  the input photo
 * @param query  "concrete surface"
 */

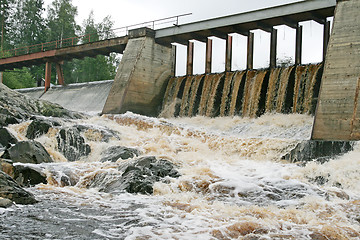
xmin=312 ymin=0 xmax=360 ymax=140
xmin=18 ymin=80 xmax=113 ymax=114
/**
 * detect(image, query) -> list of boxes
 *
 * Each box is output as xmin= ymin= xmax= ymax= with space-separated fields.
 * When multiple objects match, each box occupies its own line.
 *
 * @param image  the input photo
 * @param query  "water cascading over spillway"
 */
xmin=161 ymin=64 xmax=323 ymax=118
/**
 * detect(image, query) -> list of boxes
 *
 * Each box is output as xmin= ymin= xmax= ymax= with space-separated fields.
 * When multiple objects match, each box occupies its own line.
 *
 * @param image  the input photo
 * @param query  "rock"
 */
xmin=56 ymin=127 xmax=91 ymax=162
xmin=282 ymin=140 xmax=354 ymax=163
xmin=13 ymin=165 xmax=47 ymax=187
xmin=0 ymin=197 xmax=13 ymax=208
xmin=74 ymin=125 xmax=120 ymax=142
xmin=1 ymin=141 xmax=53 ymax=164
xmin=89 ymin=156 xmax=180 ymax=194
xmin=100 ymin=146 xmax=141 ymax=162
xmin=0 ymin=83 xmax=83 ymax=128
xmin=26 ymin=118 xmax=61 ymax=140
xmin=0 ymin=171 xmax=37 ymax=204
xmin=0 ymin=159 xmax=15 ymax=177
xmin=0 ymin=127 xmax=18 ymax=149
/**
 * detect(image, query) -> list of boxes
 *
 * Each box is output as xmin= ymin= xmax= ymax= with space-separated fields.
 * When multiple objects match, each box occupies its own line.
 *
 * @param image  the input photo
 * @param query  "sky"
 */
xmin=44 ymin=0 xmax=331 ymax=75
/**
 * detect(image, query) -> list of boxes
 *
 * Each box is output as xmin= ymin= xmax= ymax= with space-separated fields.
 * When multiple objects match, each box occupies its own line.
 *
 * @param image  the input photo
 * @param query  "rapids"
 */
xmin=1 ymin=112 xmax=359 ymax=239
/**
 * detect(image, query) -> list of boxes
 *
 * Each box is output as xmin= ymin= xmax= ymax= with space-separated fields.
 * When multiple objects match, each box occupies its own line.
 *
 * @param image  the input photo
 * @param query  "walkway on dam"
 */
xmin=0 ymin=0 xmax=336 ymax=72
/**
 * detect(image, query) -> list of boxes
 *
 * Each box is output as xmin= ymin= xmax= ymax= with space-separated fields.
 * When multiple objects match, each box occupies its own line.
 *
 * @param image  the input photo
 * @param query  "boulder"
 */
xmin=26 ymin=118 xmax=61 ymax=140
xmin=0 ymin=127 xmax=18 ymax=150
xmin=0 ymin=159 xmax=15 ymax=177
xmin=74 ymin=125 xmax=120 ymax=142
xmin=0 ymin=83 xmax=83 ymax=128
xmin=0 ymin=197 xmax=13 ymax=208
xmin=56 ymin=127 xmax=91 ymax=162
xmin=13 ymin=165 xmax=47 ymax=187
xmin=89 ymin=156 xmax=180 ymax=194
xmin=1 ymin=141 xmax=53 ymax=164
xmin=100 ymin=146 xmax=141 ymax=162
xmin=282 ymin=140 xmax=355 ymax=163
xmin=0 ymin=170 xmax=37 ymax=204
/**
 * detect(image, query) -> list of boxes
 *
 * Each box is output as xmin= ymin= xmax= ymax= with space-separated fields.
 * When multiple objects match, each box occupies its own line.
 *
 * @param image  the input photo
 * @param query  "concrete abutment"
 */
xmin=102 ymin=28 xmax=175 ymax=117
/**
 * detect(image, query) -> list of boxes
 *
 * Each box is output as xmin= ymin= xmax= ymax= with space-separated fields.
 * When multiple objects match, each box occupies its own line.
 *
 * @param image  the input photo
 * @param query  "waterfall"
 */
xmin=161 ymin=64 xmax=323 ymax=118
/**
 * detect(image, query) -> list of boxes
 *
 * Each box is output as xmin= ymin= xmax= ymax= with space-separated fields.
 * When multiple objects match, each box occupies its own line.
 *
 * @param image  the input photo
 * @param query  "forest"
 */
xmin=0 ymin=0 xmax=119 ymax=89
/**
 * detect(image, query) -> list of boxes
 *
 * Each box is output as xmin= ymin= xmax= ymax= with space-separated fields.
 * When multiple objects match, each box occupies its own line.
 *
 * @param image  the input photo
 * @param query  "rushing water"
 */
xmin=1 ymin=112 xmax=359 ymax=239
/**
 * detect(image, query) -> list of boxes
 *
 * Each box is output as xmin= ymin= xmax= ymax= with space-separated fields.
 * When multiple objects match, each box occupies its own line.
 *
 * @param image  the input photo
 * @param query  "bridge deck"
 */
xmin=155 ymin=0 xmax=336 ymax=45
xmin=0 ymin=36 xmax=128 ymax=71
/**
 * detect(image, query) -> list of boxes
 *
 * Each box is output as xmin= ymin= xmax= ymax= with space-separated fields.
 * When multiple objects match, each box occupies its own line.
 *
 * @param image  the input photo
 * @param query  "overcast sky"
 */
xmin=44 ymin=0 xmax=330 ymax=75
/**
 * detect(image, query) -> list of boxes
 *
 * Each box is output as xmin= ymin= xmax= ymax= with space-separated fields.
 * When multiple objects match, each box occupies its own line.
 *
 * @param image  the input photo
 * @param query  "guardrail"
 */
xmin=0 ymin=13 xmax=191 ymax=59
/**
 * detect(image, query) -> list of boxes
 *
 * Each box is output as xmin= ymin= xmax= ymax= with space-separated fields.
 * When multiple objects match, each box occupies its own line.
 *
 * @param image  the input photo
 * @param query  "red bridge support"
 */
xmin=44 ymin=61 xmax=65 ymax=92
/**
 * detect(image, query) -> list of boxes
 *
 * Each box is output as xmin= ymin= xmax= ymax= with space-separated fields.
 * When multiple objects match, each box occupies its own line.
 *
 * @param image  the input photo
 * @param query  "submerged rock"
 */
xmin=0 ymin=170 xmax=37 ymax=204
xmin=1 ymin=141 xmax=53 ymax=164
xmin=282 ymin=140 xmax=355 ymax=163
xmin=89 ymin=156 xmax=180 ymax=194
xmin=0 ymin=197 xmax=13 ymax=208
xmin=100 ymin=146 xmax=141 ymax=162
xmin=74 ymin=125 xmax=120 ymax=142
xmin=57 ymin=127 xmax=91 ymax=162
xmin=0 ymin=127 xmax=18 ymax=150
xmin=26 ymin=118 xmax=61 ymax=139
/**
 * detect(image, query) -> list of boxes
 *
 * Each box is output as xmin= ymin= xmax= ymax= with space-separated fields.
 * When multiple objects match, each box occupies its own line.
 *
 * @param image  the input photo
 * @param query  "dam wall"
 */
xmin=18 ymin=80 xmax=113 ymax=113
xmin=161 ymin=64 xmax=323 ymax=118
xmin=101 ymin=28 xmax=175 ymax=117
xmin=312 ymin=0 xmax=360 ymax=140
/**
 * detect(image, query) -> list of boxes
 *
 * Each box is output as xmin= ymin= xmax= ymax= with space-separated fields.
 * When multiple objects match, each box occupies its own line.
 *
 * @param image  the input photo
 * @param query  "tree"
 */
xmin=72 ymin=12 xmax=119 ymax=83
xmin=10 ymin=0 xmax=46 ymax=47
xmin=46 ymin=0 xmax=80 ymax=83
xmin=0 ymin=0 xmax=15 ymax=51
xmin=46 ymin=0 xmax=79 ymax=42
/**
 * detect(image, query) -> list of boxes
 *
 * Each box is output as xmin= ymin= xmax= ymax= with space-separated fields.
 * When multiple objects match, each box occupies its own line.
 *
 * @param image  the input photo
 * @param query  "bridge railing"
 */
xmin=0 ymin=13 xmax=191 ymax=59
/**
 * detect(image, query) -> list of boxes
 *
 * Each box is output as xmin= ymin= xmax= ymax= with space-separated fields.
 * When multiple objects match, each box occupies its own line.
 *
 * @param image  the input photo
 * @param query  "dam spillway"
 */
xmin=161 ymin=64 xmax=323 ymax=118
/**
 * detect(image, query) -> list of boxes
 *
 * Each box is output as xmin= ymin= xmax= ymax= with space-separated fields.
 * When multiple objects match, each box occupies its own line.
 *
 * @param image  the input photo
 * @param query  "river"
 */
xmin=1 ymin=112 xmax=359 ymax=239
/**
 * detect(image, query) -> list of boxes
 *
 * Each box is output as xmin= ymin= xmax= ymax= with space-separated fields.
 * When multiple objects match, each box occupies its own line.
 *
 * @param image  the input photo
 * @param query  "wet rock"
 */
xmin=0 ymin=127 xmax=18 ymax=150
xmin=0 ymin=197 xmax=13 ymax=208
xmin=26 ymin=118 xmax=61 ymax=139
xmin=56 ymin=127 xmax=91 ymax=162
xmin=0 ymin=83 xmax=83 ymax=128
xmin=0 ymin=159 xmax=15 ymax=177
xmin=74 ymin=125 xmax=120 ymax=142
xmin=90 ymin=156 xmax=180 ymax=194
xmin=1 ymin=141 xmax=53 ymax=164
xmin=100 ymin=146 xmax=141 ymax=162
xmin=282 ymin=140 xmax=354 ymax=163
xmin=0 ymin=170 xmax=37 ymax=204
xmin=13 ymin=165 xmax=47 ymax=187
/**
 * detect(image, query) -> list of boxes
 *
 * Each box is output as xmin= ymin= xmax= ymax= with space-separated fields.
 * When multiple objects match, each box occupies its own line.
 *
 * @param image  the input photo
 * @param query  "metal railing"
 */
xmin=0 ymin=13 xmax=191 ymax=59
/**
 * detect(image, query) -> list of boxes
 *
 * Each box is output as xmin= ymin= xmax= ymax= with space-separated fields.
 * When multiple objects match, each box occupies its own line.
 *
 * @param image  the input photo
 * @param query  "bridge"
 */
xmin=2 ymin=0 xmax=360 ymax=141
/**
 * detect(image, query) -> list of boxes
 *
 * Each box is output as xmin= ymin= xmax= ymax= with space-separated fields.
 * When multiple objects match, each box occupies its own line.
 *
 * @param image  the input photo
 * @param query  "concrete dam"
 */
xmin=162 ymin=64 xmax=322 ymax=118
xmin=4 ymin=0 xmax=360 ymax=140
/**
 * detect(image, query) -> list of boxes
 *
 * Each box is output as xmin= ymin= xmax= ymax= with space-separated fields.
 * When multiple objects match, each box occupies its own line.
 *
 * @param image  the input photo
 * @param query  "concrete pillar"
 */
xmin=55 ymin=62 xmax=65 ymax=86
xmin=247 ymin=32 xmax=254 ymax=70
xmin=295 ymin=25 xmax=303 ymax=65
xmin=45 ymin=62 xmax=51 ymax=92
xmin=270 ymin=28 xmax=277 ymax=68
xmin=186 ymin=41 xmax=194 ymax=75
xmin=312 ymin=0 xmax=360 ymax=140
xmin=205 ymin=38 xmax=212 ymax=74
xmin=102 ymin=27 xmax=175 ymax=117
xmin=225 ymin=35 xmax=233 ymax=72
xmin=323 ymin=20 xmax=331 ymax=62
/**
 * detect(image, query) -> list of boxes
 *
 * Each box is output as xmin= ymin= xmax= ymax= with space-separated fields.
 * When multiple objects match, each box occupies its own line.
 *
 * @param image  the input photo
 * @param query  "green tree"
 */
xmin=11 ymin=0 xmax=46 ymax=47
xmin=72 ymin=12 xmax=119 ymax=83
xmin=46 ymin=0 xmax=80 ymax=83
xmin=0 ymin=0 xmax=15 ymax=51
xmin=3 ymin=68 xmax=35 ymax=89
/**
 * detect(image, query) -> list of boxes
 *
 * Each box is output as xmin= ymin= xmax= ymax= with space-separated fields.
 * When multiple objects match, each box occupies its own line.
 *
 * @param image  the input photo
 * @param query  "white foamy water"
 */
xmin=1 ymin=113 xmax=359 ymax=239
